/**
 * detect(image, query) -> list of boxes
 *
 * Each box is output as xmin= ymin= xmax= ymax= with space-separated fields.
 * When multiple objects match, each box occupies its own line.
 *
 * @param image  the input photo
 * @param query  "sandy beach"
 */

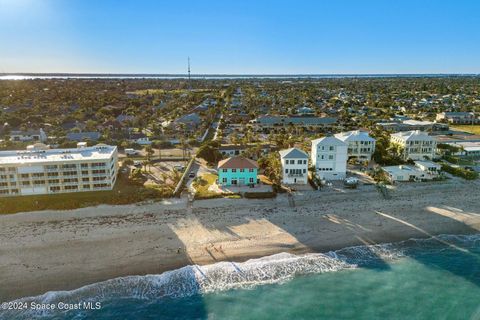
xmin=1 ymin=179 xmax=480 ymax=302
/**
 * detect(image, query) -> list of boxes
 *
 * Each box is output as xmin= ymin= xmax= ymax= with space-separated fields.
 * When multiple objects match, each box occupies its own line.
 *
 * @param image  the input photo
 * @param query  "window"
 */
xmin=329 ymin=146 xmax=334 ymax=151
xmin=222 ymin=178 xmax=227 ymax=183
xmin=297 ymin=160 xmax=302 ymax=164
xmin=249 ymin=178 xmax=254 ymax=183
xmin=249 ymin=169 xmax=254 ymax=172
xmin=240 ymin=169 xmax=244 ymax=173
xmin=232 ymin=169 xmax=237 ymax=173
xmin=303 ymin=160 xmax=307 ymax=164
xmin=82 ymin=178 xmax=90 ymax=182
xmin=329 ymin=155 xmax=334 ymax=160
xmin=303 ymin=169 xmax=306 ymax=173
xmin=285 ymin=169 xmax=289 ymax=173
xmin=222 ymin=169 xmax=227 ymax=173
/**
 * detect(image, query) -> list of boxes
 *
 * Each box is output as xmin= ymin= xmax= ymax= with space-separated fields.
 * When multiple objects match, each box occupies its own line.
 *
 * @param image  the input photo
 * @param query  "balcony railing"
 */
xmin=287 ymin=173 xmax=305 ymax=177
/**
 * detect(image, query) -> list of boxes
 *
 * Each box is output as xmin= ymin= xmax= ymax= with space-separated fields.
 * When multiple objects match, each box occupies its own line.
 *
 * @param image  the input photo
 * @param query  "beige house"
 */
xmin=390 ymin=130 xmax=436 ymax=160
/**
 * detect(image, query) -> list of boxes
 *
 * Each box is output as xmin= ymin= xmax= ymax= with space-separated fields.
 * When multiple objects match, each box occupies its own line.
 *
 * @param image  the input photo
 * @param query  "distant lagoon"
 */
xmin=1 ymin=73 xmax=479 ymax=80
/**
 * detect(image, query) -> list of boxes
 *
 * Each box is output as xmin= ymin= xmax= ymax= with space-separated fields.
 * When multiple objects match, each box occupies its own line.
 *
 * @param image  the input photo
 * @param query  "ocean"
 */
xmin=2 ymin=234 xmax=480 ymax=320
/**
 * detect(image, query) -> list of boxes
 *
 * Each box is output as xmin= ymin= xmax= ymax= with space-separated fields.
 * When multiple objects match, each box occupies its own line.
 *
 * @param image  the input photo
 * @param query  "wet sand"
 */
xmin=1 ymin=179 xmax=479 ymax=301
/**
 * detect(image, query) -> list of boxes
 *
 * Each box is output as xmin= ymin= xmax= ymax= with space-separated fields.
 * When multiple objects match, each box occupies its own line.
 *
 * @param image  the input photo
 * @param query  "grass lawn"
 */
xmin=451 ymin=125 xmax=480 ymax=135
xmin=192 ymin=173 xmax=219 ymax=199
xmin=0 ymin=175 xmax=171 ymax=214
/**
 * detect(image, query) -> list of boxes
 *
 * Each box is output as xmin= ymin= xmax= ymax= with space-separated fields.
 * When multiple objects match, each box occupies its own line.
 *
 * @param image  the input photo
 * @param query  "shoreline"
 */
xmin=1 ymin=180 xmax=479 ymax=301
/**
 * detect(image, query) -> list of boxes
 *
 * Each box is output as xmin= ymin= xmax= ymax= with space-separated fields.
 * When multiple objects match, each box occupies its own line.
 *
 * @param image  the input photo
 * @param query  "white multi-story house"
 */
xmin=279 ymin=147 xmax=309 ymax=185
xmin=0 ymin=142 xmax=118 ymax=197
xmin=334 ymin=130 xmax=376 ymax=161
xmin=390 ymin=130 xmax=437 ymax=160
xmin=311 ymin=136 xmax=348 ymax=180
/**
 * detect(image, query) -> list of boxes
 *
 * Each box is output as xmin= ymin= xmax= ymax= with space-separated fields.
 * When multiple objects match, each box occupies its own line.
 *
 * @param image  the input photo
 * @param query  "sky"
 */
xmin=0 ymin=0 xmax=480 ymax=74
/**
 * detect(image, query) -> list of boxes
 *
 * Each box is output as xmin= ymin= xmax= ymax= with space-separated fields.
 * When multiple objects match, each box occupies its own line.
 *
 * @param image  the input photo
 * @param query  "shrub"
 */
xmin=244 ymin=191 xmax=277 ymax=199
xmin=441 ymin=164 xmax=478 ymax=180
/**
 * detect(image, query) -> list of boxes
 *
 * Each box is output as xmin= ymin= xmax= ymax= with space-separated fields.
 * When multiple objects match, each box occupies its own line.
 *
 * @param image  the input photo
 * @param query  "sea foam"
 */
xmin=2 ymin=233 xmax=480 ymax=320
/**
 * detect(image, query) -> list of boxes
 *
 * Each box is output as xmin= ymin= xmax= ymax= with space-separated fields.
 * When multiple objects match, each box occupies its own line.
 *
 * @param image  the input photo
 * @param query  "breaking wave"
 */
xmin=2 ymin=233 xmax=480 ymax=319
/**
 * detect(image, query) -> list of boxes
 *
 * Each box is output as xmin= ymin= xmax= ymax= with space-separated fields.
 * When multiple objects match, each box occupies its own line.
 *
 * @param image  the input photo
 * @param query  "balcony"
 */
xmin=287 ymin=173 xmax=305 ymax=177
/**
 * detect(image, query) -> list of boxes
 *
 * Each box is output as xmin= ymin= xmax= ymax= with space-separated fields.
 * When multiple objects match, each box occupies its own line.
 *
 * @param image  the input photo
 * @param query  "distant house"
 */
xmin=436 ymin=112 xmax=479 ymax=124
xmin=296 ymin=106 xmax=315 ymax=116
xmin=10 ymin=128 xmax=47 ymax=143
xmin=311 ymin=136 xmax=348 ymax=180
xmin=250 ymin=115 xmax=337 ymax=130
xmin=382 ymin=162 xmax=440 ymax=183
xmin=279 ymin=148 xmax=309 ymax=185
xmin=217 ymin=156 xmax=258 ymax=186
xmin=376 ymin=120 xmax=448 ymax=132
xmin=66 ymin=131 xmax=101 ymax=142
xmin=390 ymin=130 xmax=437 ymax=160
xmin=414 ymin=160 xmax=442 ymax=176
xmin=61 ymin=121 xmax=86 ymax=131
xmin=334 ymin=130 xmax=376 ymax=161
xmin=219 ymin=143 xmax=272 ymax=159
xmin=129 ymin=133 xmax=151 ymax=145
xmin=174 ymin=113 xmax=201 ymax=131
xmin=116 ymin=114 xmax=136 ymax=123
xmin=446 ymin=142 xmax=480 ymax=158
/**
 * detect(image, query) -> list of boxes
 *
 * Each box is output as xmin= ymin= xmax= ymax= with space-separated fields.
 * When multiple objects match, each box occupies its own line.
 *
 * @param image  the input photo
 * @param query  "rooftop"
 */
xmin=0 ymin=144 xmax=117 ymax=165
xmin=279 ymin=147 xmax=309 ymax=159
xmin=311 ymin=136 xmax=347 ymax=146
xmin=218 ymin=156 xmax=259 ymax=169
xmin=334 ymin=130 xmax=375 ymax=142
xmin=391 ymin=130 xmax=435 ymax=141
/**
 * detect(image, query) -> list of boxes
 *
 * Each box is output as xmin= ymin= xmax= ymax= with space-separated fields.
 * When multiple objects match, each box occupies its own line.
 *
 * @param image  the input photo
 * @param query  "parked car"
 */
xmin=125 ymin=148 xmax=139 ymax=156
xmin=133 ymin=160 xmax=142 ymax=168
xmin=188 ymin=171 xmax=196 ymax=178
xmin=174 ymin=165 xmax=185 ymax=172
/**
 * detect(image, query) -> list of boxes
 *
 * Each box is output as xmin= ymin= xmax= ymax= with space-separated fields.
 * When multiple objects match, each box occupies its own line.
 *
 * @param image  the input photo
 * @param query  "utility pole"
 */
xmin=187 ymin=57 xmax=191 ymax=90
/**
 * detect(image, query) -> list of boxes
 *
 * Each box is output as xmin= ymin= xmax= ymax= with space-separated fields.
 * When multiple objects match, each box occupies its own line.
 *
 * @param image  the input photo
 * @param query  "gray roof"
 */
xmin=66 ymin=132 xmax=101 ymax=141
xmin=279 ymin=147 xmax=308 ymax=159
xmin=443 ymin=112 xmax=474 ymax=116
xmin=311 ymin=136 xmax=347 ymax=146
xmin=255 ymin=115 xmax=337 ymax=126
xmin=175 ymin=113 xmax=201 ymax=125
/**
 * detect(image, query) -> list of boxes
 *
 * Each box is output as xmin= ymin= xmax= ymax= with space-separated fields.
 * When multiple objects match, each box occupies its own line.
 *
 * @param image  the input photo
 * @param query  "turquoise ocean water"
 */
xmin=2 ymin=234 xmax=480 ymax=320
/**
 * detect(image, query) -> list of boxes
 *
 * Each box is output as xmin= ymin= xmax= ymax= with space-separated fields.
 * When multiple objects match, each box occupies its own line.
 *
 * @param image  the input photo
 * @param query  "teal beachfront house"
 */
xmin=217 ymin=156 xmax=259 ymax=186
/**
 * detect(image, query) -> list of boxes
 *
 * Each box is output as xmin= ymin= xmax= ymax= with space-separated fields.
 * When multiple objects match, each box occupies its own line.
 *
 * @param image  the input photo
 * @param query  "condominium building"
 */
xmin=311 ymin=136 xmax=348 ymax=180
xmin=0 ymin=143 xmax=118 ymax=197
xmin=334 ymin=130 xmax=376 ymax=161
xmin=390 ymin=130 xmax=437 ymax=160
